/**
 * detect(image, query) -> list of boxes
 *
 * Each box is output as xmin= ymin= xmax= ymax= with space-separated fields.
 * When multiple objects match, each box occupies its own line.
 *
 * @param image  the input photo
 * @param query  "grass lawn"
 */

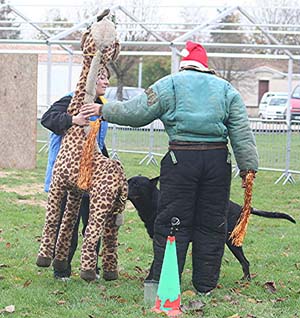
xmin=0 ymin=149 xmax=300 ymax=318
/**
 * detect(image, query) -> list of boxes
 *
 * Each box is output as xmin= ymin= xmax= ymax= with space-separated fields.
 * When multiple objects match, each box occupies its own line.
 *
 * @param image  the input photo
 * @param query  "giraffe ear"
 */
xmin=97 ymin=9 xmax=110 ymax=22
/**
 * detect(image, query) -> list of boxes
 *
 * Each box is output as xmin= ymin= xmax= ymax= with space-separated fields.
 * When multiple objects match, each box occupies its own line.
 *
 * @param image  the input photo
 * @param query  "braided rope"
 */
xmin=77 ymin=118 xmax=101 ymax=190
xmin=229 ymin=170 xmax=256 ymax=247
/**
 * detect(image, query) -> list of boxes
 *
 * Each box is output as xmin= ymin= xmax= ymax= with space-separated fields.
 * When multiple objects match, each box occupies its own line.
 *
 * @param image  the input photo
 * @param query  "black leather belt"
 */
xmin=168 ymin=141 xmax=227 ymax=151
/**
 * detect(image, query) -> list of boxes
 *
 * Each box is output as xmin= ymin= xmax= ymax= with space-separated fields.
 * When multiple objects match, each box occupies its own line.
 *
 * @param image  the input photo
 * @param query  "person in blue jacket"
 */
xmin=41 ymin=68 xmax=111 ymax=280
xmin=82 ymin=41 xmax=259 ymax=294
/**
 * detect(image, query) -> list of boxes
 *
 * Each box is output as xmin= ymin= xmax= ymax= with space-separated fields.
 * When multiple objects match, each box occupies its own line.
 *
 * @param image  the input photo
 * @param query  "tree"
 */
xmin=208 ymin=11 xmax=253 ymax=84
xmin=248 ymin=0 xmax=300 ymax=55
xmin=64 ymin=0 xmax=163 ymax=99
xmin=179 ymin=6 xmax=211 ymax=43
xmin=108 ymin=0 xmax=161 ymax=100
xmin=0 ymin=0 xmax=20 ymax=39
xmin=178 ymin=8 xmax=254 ymax=86
xmin=35 ymin=9 xmax=75 ymax=40
xmin=141 ymin=56 xmax=170 ymax=88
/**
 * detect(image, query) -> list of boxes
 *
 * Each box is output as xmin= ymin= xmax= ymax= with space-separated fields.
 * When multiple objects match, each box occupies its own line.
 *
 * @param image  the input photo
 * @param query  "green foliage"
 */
xmin=0 ymin=151 xmax=299 ymax=317
xmin=109 ymin=55 xmax=171 ymax=92
xmin=142 ymin=56 xmax=171 ymax=88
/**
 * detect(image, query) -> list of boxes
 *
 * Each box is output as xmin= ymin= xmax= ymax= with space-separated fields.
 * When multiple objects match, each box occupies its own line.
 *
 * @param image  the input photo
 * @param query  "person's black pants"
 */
xmin=54 ymin=193 xmax=101 ymax=276
xmin=153 ymin=148 xmax=231 ymax=293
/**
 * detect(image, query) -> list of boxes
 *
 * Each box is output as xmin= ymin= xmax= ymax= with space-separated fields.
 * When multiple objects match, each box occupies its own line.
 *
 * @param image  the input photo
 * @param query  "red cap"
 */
xmin=179 ymin=41 xmax=208 ymax=70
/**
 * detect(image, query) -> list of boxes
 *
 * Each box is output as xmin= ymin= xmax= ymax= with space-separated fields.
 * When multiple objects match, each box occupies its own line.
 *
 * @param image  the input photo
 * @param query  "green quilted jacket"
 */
xmin=102 ymin=70 xmax=258 ymax=171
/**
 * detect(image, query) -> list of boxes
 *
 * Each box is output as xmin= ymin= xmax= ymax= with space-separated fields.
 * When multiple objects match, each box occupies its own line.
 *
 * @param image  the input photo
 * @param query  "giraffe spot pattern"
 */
xmin=37 ymin=17 xmax=128 ymax=279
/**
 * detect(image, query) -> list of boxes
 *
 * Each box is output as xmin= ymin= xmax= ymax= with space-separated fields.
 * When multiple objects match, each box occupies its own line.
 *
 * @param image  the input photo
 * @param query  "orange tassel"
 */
xmin=229 ymin=171 xmax=255 ymax=247
xmin=77 ymin=119 xmax=101 ymax=190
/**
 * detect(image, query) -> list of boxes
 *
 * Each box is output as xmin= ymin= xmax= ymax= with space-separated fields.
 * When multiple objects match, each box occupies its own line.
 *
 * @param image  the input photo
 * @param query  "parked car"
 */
xmin=262 ymin=96 xmax=289 ymax=120
xmin=258 ymin=92 xmax=288 ymax=119
xmin=105 ymin=86 xmax=144 ymax=102
xmin=290 ymin=85 xmax=300 ymax=120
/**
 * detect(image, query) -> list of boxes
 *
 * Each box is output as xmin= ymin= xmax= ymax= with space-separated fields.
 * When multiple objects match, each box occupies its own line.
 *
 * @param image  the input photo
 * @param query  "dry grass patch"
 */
xmin=0 ymin=171 xmax=12 ymax=178
xmin=0 ymin=183 xmax=44 ymax=196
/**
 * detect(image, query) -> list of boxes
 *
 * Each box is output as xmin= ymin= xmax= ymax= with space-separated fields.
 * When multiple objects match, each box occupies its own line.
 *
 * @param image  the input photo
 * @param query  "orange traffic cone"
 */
xmin=152 ymin=218 xmax=182 ymax=317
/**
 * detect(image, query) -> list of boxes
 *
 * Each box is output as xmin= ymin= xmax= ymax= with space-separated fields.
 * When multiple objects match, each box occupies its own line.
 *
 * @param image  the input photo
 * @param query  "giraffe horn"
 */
xmin=97 ymin=9 xmax=110 ymax=22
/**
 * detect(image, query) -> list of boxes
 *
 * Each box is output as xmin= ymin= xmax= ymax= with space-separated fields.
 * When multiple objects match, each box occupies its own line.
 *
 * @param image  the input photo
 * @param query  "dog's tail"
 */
xmin=251 ymin=208 xmax=296 ymax=224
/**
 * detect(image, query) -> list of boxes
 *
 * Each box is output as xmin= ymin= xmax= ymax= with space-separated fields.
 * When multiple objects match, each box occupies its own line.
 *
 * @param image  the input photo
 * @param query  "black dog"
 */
xmin=127 ymin=175 xmax=296 ymax=280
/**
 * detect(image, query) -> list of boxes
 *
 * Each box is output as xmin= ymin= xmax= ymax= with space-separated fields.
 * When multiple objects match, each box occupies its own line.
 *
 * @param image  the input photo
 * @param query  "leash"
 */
xmin=229 ymin=170 xmax=256 ymax=247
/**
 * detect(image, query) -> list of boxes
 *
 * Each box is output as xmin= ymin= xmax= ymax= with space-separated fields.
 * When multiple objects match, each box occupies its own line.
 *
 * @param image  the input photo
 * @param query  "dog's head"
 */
xmin=127 ymin=175 xmax=159 ymax=239
xmin=127 ymin=176 xmax=159 ymax=203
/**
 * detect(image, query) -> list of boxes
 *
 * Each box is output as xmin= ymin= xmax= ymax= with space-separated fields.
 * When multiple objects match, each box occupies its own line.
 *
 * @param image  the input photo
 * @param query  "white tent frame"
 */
xmin=1 ymin=3 xmax=299 ymax=184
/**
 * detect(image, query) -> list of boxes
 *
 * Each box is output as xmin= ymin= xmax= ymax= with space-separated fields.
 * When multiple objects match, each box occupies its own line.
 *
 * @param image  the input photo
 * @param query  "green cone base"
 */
xmin=151 ymin=236 xmax=182 ymax=316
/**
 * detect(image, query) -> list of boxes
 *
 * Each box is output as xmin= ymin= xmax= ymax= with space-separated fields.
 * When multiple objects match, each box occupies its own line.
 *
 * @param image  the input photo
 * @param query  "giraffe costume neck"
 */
xmin=73 ymin=12 xmax=119 ymax=191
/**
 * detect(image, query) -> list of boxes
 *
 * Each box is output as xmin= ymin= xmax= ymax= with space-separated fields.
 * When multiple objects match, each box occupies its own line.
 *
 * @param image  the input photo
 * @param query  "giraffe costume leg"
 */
xmin=36 ymin=182 xmax=67 ymax=266
xmin=101 ymin=212 xmax=119 ymax=280
xmin=80 ymin=159 xmax=128 ymax=281
xmin=101 ymin=161 xmax=128 ymax=280
xmin=52 ymin=190 xmax=82 ymax=271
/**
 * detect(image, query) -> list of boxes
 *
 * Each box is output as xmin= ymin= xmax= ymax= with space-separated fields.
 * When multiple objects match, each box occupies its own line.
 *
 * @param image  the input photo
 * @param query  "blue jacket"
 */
xmin=43 ymin=93 xmax=108 ymax=192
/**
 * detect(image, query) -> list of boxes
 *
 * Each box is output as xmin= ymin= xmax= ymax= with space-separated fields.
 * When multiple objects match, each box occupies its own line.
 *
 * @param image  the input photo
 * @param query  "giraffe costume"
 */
xmin=36 ymin=10 xmax=128 ymax=282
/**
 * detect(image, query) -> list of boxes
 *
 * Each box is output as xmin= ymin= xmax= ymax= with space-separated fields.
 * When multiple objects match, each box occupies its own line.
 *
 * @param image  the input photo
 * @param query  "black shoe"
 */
xmin=80 ymin=269 xmax=97 ymax=282
xmin=103 ymin=270 xmax=118 ymax=281
xmin=96 ymin=266 xmax=100 ymax=275
xmin=54 ymin=265 xmax=71 ymax=281
xmin=197 ymin=290 xmax=213 ymax=297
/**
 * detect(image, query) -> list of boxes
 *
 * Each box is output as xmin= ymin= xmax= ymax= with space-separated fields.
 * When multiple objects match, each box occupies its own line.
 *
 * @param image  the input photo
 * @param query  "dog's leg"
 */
xmin=226 ymin=242 xmax=250 ymax=280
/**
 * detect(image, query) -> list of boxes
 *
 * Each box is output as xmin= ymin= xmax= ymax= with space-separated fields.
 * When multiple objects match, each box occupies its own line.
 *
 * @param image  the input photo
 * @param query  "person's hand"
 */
xmin=80 ymin=103 xmax=102 ymax=119
xmin=240 ymin=170 xmax=256 ymax=188
xmin=241 ymin=176 xmax=247 ymax=189
xmin=72 ymin=113 xmax=90 ymax=126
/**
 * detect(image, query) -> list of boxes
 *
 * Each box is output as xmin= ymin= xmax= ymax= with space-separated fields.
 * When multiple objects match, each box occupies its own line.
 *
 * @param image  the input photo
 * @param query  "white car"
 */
xmin=261 ymin=96 xmax=289 ymax=120
xmin=258 ymin=92 xmax=288 ymax=119
xmin=105 ymin=86 xmax=144 ymax=101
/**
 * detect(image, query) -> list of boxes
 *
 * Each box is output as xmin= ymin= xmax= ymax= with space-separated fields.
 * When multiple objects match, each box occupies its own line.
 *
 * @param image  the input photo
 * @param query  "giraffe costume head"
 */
xmin=36 ymin=10 xmax=128 ymax=283
xmin=69 ymin=10 xmax=121 ymax=190
xmin=68 ymin=10 xmax=120 ymax=115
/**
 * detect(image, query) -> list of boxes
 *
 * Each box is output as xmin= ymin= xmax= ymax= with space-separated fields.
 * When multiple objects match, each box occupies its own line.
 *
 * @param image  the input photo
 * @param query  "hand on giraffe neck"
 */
xmin=67 ymin=57 xmax=94 ymax=116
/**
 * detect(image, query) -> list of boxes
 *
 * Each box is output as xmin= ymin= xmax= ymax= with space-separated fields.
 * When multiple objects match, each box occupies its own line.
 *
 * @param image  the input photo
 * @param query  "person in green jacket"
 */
xmin=81 ymin=41 xmax=258 ymax=294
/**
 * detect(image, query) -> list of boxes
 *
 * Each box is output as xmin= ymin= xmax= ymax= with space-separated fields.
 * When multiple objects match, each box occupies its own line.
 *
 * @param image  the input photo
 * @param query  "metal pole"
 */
xmin=138 ymin=57 xmax=143 ymax=88
xmin=174 ymin=6 xmax=238 ymax=42
xmin=118 ymin=6 xmax=168 ymax=42
xmin=46 ymin=45 xmax=52 ymax=106
xmin=110 ymin=125 xmax=119 ymax=160
xmin=238 ymin=6 xmax=294 ymax=59
xmin=68 ymin=54 xmax=73 ymax=92
xmin=39 ymin=44 xmax=53 ymax=154
xmin=275 ymin=57 xmax=296 ymax=184
xmin=283 ymin=58 xmax=295 ymax=184
xmin=171 ymin=46 xmax=180 ymax=74
xmin=47 ymin=4 xmax=121 ymax=43
xmin=139 ymin=122 xmax=158 ymax=166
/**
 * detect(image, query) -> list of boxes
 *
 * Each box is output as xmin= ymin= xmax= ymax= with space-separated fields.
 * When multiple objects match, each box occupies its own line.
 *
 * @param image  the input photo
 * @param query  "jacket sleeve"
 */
xmin=226 ymin=84 xmax=259 ymax=172
xmin=41 ymin=95 xmax=73 ymax=135
xmin=102 ymin=85 xmax=165 ymax=127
